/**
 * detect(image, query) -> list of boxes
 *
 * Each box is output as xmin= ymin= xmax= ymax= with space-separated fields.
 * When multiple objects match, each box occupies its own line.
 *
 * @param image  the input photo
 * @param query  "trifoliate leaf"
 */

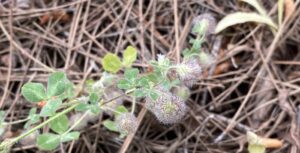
xmin=123 ymin=46 xmax=137 ymax=68
xmin=40 ymin=99 xmax=62 ymax=117
xmin=101 ymin=53 xmax=122 ymax=73
xmin=21 ymin=83 xmax=46 ymax=103
xmin=37 ymin=133 xmax=60 ymax=151
xmin=47 ymin=72 xmax=67 ymax=97
xmin=49 ymin=114 xmax=68 ymax=134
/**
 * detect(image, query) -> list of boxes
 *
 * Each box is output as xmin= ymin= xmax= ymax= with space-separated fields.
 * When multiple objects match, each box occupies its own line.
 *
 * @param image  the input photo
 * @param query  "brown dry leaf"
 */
xmin=260 ymin=138 xmax=283 ymax=149
xmin=284 ymin=0 xmax=295 ymax=20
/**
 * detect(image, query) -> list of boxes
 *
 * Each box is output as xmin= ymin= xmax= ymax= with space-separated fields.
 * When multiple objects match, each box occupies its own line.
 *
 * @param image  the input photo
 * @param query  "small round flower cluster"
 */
xmin=115 ymin=113 xmax=138 ymax=135
xmin=176 ymin=58 xmax=202 ymax=87
xmin=192 ymin=13 xmax=216 ymax=37
xmin=145 ymin=88 xmax=187 ymax=124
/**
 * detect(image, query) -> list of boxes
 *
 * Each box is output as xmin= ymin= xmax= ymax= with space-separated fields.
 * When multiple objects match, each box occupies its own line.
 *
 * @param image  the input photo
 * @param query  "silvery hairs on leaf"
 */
xmin=192 ymin=13 xmax=216 ymax=36
xmin=177 ymin=58 xmax=202 ymax=87
xmin=146 ymin=90 xmax=187 ymax=124
xmin=116 ymin=113 xmax=138 ymax=135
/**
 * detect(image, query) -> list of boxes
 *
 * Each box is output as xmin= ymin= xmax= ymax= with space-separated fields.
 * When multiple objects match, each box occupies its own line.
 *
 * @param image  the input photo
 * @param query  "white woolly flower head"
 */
xmin=176 ymin=58 xmax=202 ymax=87
xmin=145 ymin=90 xmax=187 ymax=124
xmin=115 ymin=113 xmax=138 ymax=135
xmin=199 ymin=52 xmax=215 ymax=67
xmin=192 ymin=13 xmax=216 ymax=36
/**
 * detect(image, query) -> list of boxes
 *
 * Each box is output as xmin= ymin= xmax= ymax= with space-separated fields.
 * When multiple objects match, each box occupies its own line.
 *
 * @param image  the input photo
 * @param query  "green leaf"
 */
xmin=134 ymin=88 xmax=146 ymax=97
xmin=124 ymin=68 xmax=139 ymax=82
xmin=247 ymin=131 xmax=266 ymax=153
xmin=65 ymin=80 xmax=74 ymax=98
xmin=192 ymin=39 xmax=202 ymax=51
xmin=240 ymin=0 xmax=267 ymax=15
xmin=122 ymin=46 xmax=137 ymax=68
xmin=90 ymin=105 xmax=100 ymax=114
xmin=89 ymin=92 xmax=99 ymax=104
xmin=60 ymin=132 xmax=80 ymax=142
xmin=248 ymin=144 xmax=266 ymax=153
xmin=49 ymin=114 xmax=68 ymax=134
xmin=115 ymin=105 xmax=128 ymax=116
xmin=40 ymin=99 xmax=62 ymax=117
xmin=21 ymin=83 xmax=46 ymax=103
xmin=215 ymin=12 xmax=278 ymax=33
xmin=117 ymin=79 xmax=132 ymax=90
xmin=37 ymin=133 xmax=60 ymax=151
xmin=136 ymin=77 xmax=149 ymax=88
xmin=47 ymin=72 xmax=67 ymax=97
xmin=101 ymin=53 xmax=122 ymax=73
xmin=149 ymin=90 xmax=159 ymax=101
xmin=103 ymin=120 xmax=118 ymax=132
xmin=75 ymin=103 xmax=90 ymax=112
xmin=24 ymin=108 xmax=40 ymax=129
xmin=145 ymin=73 xmax=159 ymax=83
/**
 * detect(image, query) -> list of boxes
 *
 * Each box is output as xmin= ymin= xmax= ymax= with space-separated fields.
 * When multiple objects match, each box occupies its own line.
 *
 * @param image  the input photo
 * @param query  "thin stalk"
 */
xmin=131 ymin=96 xmax=136 ymax=114
xmin=3 ymin=118 xmax=29 ymax=125
xmin=10 ymin=103 xmax=79 ymax=144
xmin=63 ymin=111 xmax=89 ymax=134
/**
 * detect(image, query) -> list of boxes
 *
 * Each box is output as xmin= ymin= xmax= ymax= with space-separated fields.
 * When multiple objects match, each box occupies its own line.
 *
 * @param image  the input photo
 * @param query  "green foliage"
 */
xmin=47 ymin=72 xmax=67 ymax=97
xmin=49 ymin=114 xmax=69 ymax=134
xmin=123 ymin=46 xmax=137 ymax=68
xmin=248 ymin=144 xmax=266 ymax=153
xmin=37 ymin=133 xmax=60 ymax=151
xmin=114 ymin=105 xmax=128 ymax=116
xmin=24 ymin=108 xmax=40 ymax=129
xmin=89 ymin=92 xmax=100 ymax=104
xmin=117 ymin=68 xmax=139 ymax=90
xmin=101 ymin=53 xmax=122 ymax=73
xmin=59 ymin=80 xmax=74 ymax=100
xmin=247 ymin=131 xmax=266 ymax=153
xmin=21 ymin=83 xmax=46 ymax=103
xmin=15 ymin=37 xmax=208 ymax=151
xmin=40 ymin=99 xmax=62 ymax=117
xmin=103 ymin=120 xmax=118 ymax=132
xmin=60 ymin=132 xmax=80 ymax=142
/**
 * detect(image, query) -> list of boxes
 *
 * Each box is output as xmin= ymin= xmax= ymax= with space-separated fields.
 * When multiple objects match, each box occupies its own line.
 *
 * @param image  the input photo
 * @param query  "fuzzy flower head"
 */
xmin=146 ymin=91 xmax=187 ymax=124
xmin=172 ymin=85 xmax=190 ymax=101
xmin=176 ymin=58 xmax=202 ymax=87
xmin=192 ymin=13 xmax=216 ymax=37
xmin=199 ymin=52 xmax=215 ymax=67
xmin=115 ymin=113 xmax=138 ymax=135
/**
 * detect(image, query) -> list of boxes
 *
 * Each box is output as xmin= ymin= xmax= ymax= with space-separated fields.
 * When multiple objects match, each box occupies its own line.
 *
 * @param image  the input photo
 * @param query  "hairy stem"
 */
xmin=10 ymin=103 xmax=79 ymax=145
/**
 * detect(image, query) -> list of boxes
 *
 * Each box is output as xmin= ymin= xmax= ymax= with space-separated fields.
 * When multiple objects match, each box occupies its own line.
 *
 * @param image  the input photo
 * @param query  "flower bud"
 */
xmin=177 ymin=58 xmax=202 ymax=87
xmin=115 ymin=113 xmax=138 ymax=135
xmin=192 ymin=13 xmax=216 ymax=36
